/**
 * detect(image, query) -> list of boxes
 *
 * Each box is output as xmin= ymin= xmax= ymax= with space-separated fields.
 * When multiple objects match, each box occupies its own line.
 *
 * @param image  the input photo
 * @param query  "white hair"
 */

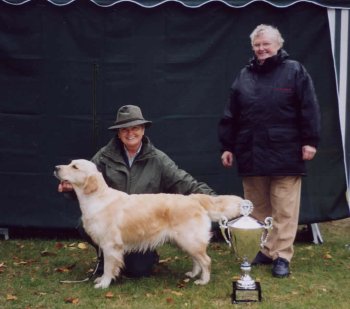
xmin=250 ymin=24 xmax=284 ymax=48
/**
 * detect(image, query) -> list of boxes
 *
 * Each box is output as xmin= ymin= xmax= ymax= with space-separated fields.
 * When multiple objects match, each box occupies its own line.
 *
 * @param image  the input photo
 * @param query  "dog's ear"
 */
xmin=83 ymin=175 xmax=99 ymax=194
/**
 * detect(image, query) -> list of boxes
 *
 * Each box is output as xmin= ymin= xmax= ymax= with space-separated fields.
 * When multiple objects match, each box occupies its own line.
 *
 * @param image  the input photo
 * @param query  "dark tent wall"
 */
xmin=0 ymin=0 xmax=349 ymax=229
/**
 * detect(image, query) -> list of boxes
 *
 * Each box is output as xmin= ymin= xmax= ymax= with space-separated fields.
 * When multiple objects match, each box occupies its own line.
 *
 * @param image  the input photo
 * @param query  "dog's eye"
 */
xmin=72 ymin=165 xmax=78 ymax=170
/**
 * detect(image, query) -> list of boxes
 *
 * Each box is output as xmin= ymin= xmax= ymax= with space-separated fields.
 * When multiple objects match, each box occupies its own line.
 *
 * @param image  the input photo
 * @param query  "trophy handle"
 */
xmin=260 ymin=216 xmax=273 ymax=247
xmin=264 ymin=217 xmax=273 ymax=229
xmin=219 ymin=216 xmax=232 ymax=247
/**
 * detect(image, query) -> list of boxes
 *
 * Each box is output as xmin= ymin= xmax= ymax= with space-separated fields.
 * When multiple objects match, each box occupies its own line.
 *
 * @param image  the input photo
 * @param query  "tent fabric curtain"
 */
xmin=2 ymin=0 xmax=350 ymax=9
xmin=0 ymin=0 xmax=349 ymax=229
xmin=328 ymin=8 xmax=350 ymax=206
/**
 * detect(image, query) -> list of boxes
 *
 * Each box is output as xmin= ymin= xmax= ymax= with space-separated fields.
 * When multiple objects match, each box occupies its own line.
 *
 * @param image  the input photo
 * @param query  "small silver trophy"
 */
xmin=219 ymin=200 xmax=272 ymax=303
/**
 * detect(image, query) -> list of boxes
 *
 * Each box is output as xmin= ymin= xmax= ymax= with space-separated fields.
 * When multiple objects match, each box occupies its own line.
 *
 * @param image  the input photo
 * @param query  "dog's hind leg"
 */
xmin=184 ymin=246 xmax=211 ymax=285
xmin=94 ymin=245 xmax=124 ymax=289
xmin=174 ymin=234 xmax=211 ymax=285
xmin=185 ymin=258 xmax=201 ymax=279
xmin=192 ymin=252 xmax=211 ymax=285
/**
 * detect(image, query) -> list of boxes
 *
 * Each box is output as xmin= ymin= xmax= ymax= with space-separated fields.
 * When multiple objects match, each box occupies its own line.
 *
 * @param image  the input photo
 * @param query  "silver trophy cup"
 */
xmin=219 ymin=200 xmax=272 ymax=303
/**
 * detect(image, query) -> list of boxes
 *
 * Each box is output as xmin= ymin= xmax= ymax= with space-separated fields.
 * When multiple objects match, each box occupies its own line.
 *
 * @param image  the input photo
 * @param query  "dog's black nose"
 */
xmin=54 ymin=166 xmax=60 ymax=172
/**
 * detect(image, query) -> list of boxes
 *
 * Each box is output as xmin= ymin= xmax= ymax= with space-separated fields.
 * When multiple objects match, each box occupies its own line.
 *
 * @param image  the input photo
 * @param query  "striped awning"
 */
xmin=1 ymin=0 xmax=350 ymax=9
xmin=328 ymin=9 xmax=350 ymax=200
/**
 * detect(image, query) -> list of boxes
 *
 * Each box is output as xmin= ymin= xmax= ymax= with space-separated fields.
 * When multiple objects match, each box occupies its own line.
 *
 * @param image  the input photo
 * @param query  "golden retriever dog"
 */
xmin=54 ymin=159 xmax=244 ymax=289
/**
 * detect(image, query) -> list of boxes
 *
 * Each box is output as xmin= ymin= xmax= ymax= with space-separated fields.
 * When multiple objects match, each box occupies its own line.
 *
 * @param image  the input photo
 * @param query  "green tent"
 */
xmin=0 ymin=0 xmax=349 ymax=230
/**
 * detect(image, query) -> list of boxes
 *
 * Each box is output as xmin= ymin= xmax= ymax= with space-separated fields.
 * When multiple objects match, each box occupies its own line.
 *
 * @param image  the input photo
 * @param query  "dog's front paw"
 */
xmin=185 ymin=271 xmax=196 ymax=278
xmin=194 ymin=278 xmax=209 ymax=285
xmin=94 ymin=276 xmax=111 ymax=289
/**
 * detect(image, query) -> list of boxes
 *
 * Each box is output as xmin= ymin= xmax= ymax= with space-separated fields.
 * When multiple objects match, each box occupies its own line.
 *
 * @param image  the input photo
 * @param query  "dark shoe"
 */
xmin=122 ymin=250 xmax=159 ymax=278
xmin=252 ymin=251 xmax=273 ymax=265
xmin=272 ymin=257 xmax=290 ymax=278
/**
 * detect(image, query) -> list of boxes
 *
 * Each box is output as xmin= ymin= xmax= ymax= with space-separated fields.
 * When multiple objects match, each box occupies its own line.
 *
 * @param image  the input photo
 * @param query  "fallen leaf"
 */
xmin=105 ymin=291 xmax=114 ymax=299
xmin=177 ymin=278 xmax=190 ymax=288
xmin=40 ymin=250 xmax=57 ymax=257
xmin=159 ymin=257 xmax=172 ymax=264
xmin=13 ymin=261 xmax=28 ymax=266
xmin=64 ymin=297 xmax=79 ymax=304
xmin=55 ymin=267 xmax=70 ymax=273
xmin=323 ymin=252 xmax=332 ymax=259
xmin=0 ymin=262 xmax=6 ymax=273
xmin=77 ymin=242 xmax=88 ymax=250
xmin=55 ymin=242 xmax=64 ymax=249
xmin=55 ymin=263 xmax=76 ymax=273
xmin=166 ymin=297 xmax=174 ymax=304
xmin=13 ymin=257 xmax=36 ymax=266
xmin=6 ymin=294 xmax=17 ymax=301
xmin=171 ymin=291 xmax=183 ymax=296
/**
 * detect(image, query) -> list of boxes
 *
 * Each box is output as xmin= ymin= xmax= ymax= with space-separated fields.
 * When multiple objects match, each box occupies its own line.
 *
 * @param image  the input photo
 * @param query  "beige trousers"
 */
xmin=242 ymin=176 xmax=302 ymax=262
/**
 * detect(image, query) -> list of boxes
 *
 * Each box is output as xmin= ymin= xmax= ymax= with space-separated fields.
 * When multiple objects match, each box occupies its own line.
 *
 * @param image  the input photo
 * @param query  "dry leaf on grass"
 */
xmin=105 ymin=291 xmax=114 ymax=298
xmin=323 ymin=252 xmax=333 ymax=259
xmin=177 ymin=278 xmax=190 ymax=288
xmin=64 ymin=297 xmax=79 ymax=304
xmin=166 ymin=297 xmax=174 ymax=304
xmin=171 ymin=291 xmax=183 ymax=296
xmin=159 ymin=257 xmax=172 ymax=264
xmin=55 ymin=263 xmax=76 ymax=273
xmin=40 ymin=250 xmax=57 ymax=257
xmin=55 ymin=242 xmax=65 ymax=249
xmin=77 ymin=242 xmax=88 ymax=250
xmin=13 ymin=259 xmax=36 ymax=266
xmin=6 ymin=294 xmax=17 ymax=301
xmin=164 ymin=289 xmax=183 ymax=297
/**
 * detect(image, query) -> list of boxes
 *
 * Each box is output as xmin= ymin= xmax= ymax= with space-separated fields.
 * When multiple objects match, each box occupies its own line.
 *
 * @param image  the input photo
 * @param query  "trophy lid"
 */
xmin=226 ymin=200 xmax=265 ymax=230
xmin=227 ymin=215 xmax=264 ymax=230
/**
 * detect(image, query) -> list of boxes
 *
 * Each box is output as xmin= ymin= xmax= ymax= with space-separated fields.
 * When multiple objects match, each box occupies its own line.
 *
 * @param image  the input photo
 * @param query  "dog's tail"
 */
xmin=190 ymin=194 xmax=242 ymax=222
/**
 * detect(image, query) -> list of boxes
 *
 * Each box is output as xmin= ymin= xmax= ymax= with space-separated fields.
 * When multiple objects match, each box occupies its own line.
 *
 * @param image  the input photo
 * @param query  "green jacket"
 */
xmin=91 ymin=136 xmax=215 ymax=195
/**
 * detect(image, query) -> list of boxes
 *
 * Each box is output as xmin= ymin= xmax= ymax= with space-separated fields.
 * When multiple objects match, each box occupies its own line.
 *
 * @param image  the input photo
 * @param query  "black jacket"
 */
xmin=218 ymin=49 xmax=321 ymax=176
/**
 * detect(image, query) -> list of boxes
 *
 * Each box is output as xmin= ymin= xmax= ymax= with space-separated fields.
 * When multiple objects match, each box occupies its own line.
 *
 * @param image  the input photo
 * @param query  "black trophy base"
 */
xmin=231 ymin=281 xmax=262 ymax=304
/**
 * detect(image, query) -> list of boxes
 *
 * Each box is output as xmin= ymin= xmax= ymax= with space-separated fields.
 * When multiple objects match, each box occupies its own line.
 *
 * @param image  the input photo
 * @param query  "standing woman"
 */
xmin=218 ymin=24 xmax=321 ymax=278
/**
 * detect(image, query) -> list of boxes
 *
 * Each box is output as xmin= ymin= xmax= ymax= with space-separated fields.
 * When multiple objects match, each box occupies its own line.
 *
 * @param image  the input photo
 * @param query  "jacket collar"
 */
xmin=247 ymin=49 xmax=289 ymax=73
xmin=103 ymin=135 xmax=155 ymax=164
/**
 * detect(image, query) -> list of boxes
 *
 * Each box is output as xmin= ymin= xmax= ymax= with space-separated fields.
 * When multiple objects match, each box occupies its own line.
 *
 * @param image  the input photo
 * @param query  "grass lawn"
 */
xmin=0 ymin=218 xmax=349 ymax=309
